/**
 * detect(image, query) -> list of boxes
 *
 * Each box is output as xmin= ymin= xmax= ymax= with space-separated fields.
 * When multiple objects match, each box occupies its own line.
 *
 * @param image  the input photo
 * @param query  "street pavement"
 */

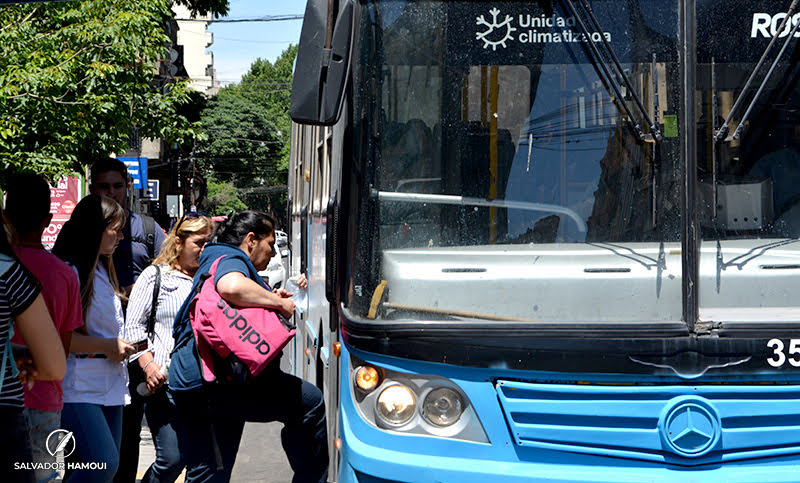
xmin=136 ymin=420 xmax=293 ymax=482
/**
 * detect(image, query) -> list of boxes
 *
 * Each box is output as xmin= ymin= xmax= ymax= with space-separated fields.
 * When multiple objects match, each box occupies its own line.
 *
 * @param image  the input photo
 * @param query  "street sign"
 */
xmin=144 ymin=179 xmax=159 ymax=200
xmin=166 ymin=194 xmax=182 ymax=217
xmin=117 ymin=157 xmax=148 ymax=189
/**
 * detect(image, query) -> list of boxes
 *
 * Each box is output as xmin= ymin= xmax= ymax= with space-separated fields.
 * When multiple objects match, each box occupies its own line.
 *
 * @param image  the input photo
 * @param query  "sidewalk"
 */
xmin=136 ymin=423 xmax=185 ymax=482
xmin=136 ymin=421 xmax=292 ymax=482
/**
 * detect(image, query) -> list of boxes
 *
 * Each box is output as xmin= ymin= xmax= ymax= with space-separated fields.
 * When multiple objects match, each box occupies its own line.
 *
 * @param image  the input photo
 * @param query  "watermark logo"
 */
xmin=46 ymin=429 xmax=76 ymax=458
xmin=476 ymin=8 xmax=517 ymax=50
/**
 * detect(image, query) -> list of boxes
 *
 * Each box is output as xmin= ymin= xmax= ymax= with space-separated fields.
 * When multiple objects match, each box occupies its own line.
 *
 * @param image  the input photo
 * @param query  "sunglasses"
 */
xmin=174 ymin=211 xmax=207 ymax=233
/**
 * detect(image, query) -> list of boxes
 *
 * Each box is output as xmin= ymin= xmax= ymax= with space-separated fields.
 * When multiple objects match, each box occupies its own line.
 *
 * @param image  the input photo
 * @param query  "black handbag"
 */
xmin=128 ymin=266 xmax=161 ymax=397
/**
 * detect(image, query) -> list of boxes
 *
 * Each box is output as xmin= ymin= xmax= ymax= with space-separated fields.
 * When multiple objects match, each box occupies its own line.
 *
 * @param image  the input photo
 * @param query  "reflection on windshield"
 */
xmin=696 ymin=0 xmax=800 ymax=320
xmin=347 ymin=0 xmax=684 ymax=323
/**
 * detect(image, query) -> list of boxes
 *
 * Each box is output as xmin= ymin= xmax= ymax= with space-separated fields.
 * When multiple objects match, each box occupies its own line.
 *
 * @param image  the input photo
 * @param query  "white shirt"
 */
xmin=124 ymin=264 xmax=193 ymax=368
xmin=63 ymin=264 xmax=130 ymax=406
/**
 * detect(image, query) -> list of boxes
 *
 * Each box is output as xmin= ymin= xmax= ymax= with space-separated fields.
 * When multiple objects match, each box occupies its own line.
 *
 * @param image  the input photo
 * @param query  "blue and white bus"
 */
xmin=287 ymin=0 xmax=800 ymax=480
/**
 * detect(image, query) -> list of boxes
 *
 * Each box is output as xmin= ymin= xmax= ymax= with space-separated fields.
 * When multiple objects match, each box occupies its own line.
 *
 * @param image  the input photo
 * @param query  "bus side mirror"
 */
xmin=290 ymin=0 xmax=354 ymax=126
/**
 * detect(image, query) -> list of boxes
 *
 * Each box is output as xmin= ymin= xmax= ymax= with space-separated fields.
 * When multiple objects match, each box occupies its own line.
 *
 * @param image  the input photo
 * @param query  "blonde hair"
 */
xmin=152 ymin=215 xmax=214 ymax=270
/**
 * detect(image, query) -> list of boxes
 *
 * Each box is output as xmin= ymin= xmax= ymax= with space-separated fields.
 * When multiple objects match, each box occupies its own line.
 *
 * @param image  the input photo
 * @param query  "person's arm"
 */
xmin=153 ymin=221 xmax=168 ymax=255
xmin=216 ymin=272 xmax=295 ymax=317
xmin=15 ymin=295 xmax=65 ymax=381
xmin=124 ymin=266 xmax=155 ymax=347
xmin=70 ymin=333 xmax=133 ymax=363
xmin=125 ymin=266 xmax=165 ymax=391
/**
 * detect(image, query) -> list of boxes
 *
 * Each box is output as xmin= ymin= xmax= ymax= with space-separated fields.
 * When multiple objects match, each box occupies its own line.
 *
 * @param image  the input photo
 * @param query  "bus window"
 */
xmin=697 ymin=1 xmax=800 ymax=322
xmin=348 ymin=0 xmax=682 ymax=322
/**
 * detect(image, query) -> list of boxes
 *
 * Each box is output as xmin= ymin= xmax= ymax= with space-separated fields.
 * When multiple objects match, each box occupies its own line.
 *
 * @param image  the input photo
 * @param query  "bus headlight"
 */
xmin=423 ymin=387 xmax=464 ymax=427
xmin=355 ymin=365 xmax=381 ymax=393
xmin=376 ymin=384 xmax=416 ymax=426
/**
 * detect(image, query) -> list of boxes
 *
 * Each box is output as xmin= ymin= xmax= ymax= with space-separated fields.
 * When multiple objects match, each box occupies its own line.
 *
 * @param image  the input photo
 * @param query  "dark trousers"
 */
xmin=172 ymin=367 xmax=328 ymax=483
xmin=0 ymin=406 xmax=35 ymax=483
xmin=116 ymin=388 xmax=185 ymax=483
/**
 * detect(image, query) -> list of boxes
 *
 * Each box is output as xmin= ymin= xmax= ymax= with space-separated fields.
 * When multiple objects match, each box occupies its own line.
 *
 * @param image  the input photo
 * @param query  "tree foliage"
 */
xmin=0 ymin=0 xmax=206 ymax=179
xmin=196 ymin=46 xmax=297 ymax=223
xmin=174 ymin=0 xmax=229 ymax=18
xmin=204 ymin=177 xmax=247 ymax=216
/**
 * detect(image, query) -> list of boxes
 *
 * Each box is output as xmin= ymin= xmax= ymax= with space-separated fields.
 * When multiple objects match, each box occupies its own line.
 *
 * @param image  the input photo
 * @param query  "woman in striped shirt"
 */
xmin=0 ymin=211 xmax=65 ymax=482
xmin=120 ymin=212 xmax=213 ymax=483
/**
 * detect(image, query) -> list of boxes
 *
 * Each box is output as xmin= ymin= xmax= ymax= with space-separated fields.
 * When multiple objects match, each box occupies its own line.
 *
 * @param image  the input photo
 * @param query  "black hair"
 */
xmin=89 ymin=157 xmax=128 ymax=184
xmin=4 ymin=173 xmax=51 ymax=235
xmin=0 ymin=209 xmax=13 ymax=257
xmin=215 ymin=211 xmax=276 ymax=246
xmin=52 ymin=194 xmax=125 ymax=316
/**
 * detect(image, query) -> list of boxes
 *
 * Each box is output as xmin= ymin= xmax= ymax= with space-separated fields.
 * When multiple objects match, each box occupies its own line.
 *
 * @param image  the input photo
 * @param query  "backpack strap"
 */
xmin=146 ymin=266 xmax=162 ymax=340
xmin=0 ymin=325 xmax=19 ymax=395
xmin=141 ymin=215 xmax=156 ymax=260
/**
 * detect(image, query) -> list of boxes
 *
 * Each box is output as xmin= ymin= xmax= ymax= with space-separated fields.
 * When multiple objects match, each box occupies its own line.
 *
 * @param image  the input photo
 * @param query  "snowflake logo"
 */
xmin=476 ymin=8 xmax=516 ymax=50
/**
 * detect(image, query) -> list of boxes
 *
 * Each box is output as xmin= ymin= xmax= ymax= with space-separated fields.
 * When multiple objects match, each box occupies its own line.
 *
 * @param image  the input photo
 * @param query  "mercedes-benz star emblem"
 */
xmin=46 ymin=429 xmax=76 ymax=458
xmin=660 ymin=398 xmax=720 ymax=457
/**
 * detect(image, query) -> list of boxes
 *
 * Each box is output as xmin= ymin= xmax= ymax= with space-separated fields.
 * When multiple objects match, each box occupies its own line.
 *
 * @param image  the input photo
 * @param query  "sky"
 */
xmin=206 ymin=0 xmax=305 ymax=85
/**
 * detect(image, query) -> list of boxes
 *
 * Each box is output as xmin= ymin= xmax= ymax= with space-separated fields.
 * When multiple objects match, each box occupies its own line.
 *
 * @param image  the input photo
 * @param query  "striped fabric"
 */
xmin=0 ymin=255 xmax=41 ymax=408
xmin=124 ymin=264 xmax=194 ymax=368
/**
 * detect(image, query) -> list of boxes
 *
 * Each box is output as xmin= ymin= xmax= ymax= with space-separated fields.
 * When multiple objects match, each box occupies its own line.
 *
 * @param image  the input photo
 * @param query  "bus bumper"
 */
xmin=338 ymin=412 xmax=800 ymax=483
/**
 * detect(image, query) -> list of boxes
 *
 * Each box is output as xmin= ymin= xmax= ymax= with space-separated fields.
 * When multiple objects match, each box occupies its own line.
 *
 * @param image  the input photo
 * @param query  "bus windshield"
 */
xmin=347 ymin=0 xmax=683 ymax=323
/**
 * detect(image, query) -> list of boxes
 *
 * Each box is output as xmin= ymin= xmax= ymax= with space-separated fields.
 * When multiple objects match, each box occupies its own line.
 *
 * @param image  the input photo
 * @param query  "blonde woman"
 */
xmin=118 ymin=212 xmax=213 ymax=483
xmin=52 ymin=194 xmax=133 ymax=482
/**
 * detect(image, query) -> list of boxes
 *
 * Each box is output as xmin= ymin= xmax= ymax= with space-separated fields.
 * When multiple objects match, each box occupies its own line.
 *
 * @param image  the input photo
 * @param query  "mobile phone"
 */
xmin=131 ymin=339 xmax=149 ymax=353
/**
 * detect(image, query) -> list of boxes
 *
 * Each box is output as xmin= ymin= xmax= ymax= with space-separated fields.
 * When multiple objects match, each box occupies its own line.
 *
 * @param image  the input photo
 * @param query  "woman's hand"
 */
xmin=105 ymin=338 xmax=135 ymax=363
xmin=14 ymin=349 xmax=36 ymax=389
xmin=296 ymin=273 xmax=308 ymax=290
xmin=273 ymin=288 xmax=293 ymax=298
xmin=144 ymin=362 xmax=166 ymax=392
xmin=279 ymin=298 xmax=296 ymax=318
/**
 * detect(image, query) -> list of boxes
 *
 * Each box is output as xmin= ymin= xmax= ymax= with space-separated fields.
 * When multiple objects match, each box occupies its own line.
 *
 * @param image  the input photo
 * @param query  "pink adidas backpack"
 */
xmin=189 ymin=256 xmax=296 ymax=383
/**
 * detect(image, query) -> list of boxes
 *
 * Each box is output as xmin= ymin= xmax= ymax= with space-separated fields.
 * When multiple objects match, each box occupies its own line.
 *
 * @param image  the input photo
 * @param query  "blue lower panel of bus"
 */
xmin=338 ymin=344 xmax=800 ymax=482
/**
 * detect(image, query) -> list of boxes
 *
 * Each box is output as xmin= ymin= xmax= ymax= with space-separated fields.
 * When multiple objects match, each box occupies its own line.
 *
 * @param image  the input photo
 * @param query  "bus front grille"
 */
xmin=496 ymin=379 xmax=800 ymax=465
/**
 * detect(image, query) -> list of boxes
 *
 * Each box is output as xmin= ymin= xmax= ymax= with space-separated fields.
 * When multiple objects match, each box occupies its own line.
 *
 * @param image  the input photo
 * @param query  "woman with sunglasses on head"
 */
xmin=170 ymin=211 xmax=328 ymax=483
xmin=52 ymin=194 xmax=135 ymax=482
xmin=0 ymin=209 xmax=66 ymax=481
xmin=117 ymin=212 xmax=213 ymax=483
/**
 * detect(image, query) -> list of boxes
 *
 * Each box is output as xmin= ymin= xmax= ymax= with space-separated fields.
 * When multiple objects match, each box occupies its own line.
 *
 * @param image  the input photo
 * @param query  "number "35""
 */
xmin=767 ymin=339 xmax=800 ymax=367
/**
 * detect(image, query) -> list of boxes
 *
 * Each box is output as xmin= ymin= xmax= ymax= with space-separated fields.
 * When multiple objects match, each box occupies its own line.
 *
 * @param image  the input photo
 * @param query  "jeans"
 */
xmin=23 ymin=408 xmax=61 ymax=483
xmin=172 ymin=366 xmax=328 ymax=483
xmin=61 ymin=403 xmax=123 ymax=483
xmin=114 ymin=392 xmax=145 ymax=483
xmin=116 ymin=389 xmax=184 ymax=483
xmin=0 ymin=406 xmax=35 ymax=483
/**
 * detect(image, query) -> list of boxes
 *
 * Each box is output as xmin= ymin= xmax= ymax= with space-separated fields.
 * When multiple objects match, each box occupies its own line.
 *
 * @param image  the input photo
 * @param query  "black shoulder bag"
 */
xmin=128 ymin=266 xmax=162 ymax=399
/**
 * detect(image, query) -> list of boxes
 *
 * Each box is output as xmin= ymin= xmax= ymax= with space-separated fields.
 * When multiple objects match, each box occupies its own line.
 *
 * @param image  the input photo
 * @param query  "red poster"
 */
xmin=42 ymin=176 xmax=82 ymax=249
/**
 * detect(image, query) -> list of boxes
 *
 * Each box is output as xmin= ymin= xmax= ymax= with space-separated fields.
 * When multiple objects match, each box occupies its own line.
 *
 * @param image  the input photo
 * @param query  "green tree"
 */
xmin=0 ymin=0 xmax=212 ymax=179
xmin=204 ymin=177 xmax=247 ymax=216
xmin=196 ymin=45 xmax=297 ymax=224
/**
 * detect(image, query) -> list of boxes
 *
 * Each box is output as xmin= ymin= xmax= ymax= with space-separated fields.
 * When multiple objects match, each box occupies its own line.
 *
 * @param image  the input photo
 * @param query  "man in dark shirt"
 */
xmin=88 ymin=158 xmax=167 ymax=296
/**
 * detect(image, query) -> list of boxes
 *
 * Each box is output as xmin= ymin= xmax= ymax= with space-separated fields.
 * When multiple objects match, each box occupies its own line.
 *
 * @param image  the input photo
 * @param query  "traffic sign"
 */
xmin=144 ymin=179 xmax=159 ymax=200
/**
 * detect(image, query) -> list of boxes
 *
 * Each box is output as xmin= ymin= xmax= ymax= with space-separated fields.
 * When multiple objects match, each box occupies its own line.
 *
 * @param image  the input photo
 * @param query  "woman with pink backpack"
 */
xmin=169 ymin=211 xmax=328 ymax=482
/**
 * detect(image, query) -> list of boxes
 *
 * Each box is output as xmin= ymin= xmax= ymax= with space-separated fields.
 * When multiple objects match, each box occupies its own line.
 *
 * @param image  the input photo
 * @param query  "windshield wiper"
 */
xmin=576 ymin=0 xmax=663 ymax=142
xmin=716 ymin=0 xmax=800 ymax=141
xmin=560 ymin=0 xmax=648 ymax=142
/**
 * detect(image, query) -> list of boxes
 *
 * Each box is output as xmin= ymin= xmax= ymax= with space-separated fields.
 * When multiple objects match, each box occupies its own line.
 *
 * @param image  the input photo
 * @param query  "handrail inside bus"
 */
xmin=372 ymin=189 xmax=588 ymax=233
